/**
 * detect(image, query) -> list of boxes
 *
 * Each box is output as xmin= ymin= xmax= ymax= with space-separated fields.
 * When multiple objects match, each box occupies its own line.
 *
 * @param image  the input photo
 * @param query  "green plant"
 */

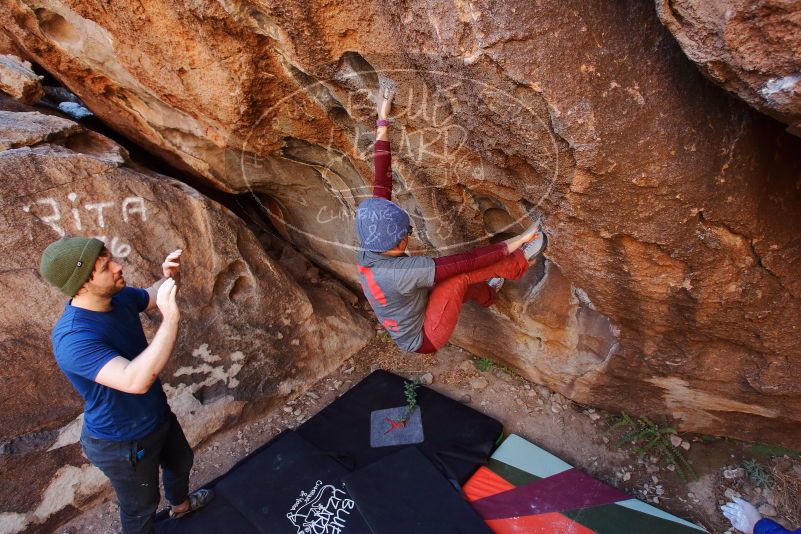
xmin=609 ymin=412 xmax=697 ymax=482
xmin=400 ymin=379 xmax=421 ymax=423
xmin=473 ymin=357 xmax=519 ymax=378
xmin=743 ymin=458 xmax=773 ymax=488
xmin=474 ymin=357 xmax=494 ymax=372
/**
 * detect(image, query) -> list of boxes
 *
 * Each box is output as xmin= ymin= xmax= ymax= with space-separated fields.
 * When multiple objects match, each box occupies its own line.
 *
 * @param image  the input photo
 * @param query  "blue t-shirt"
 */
xmin=52 ymin=286 xmax=168 ymax=441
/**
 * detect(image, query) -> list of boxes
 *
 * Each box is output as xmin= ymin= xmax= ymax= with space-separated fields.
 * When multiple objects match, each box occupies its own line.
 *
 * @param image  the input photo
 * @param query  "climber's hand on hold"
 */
xmin=376 ymin=80 xmax=395 ymax=120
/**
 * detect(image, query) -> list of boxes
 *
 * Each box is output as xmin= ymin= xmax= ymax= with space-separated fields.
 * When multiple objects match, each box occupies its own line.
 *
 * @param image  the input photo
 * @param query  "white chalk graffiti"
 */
xmin=122 ymin=196 xmax=146 ymax=223
xmin=84 ymin=201 xmax=115 ymax=228
xmin=22 ymin=193 xmax=147 ymax=257
xmin=173 ymin=344 xmax=245 ymax=391
xmin=96 ymin=236 xmax=132 ymax=258
xmin=22 ymin=198 xmax=63 ymax=236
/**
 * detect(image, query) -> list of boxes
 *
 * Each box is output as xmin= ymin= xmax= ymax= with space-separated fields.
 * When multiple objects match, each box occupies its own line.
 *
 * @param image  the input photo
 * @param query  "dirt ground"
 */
xmin=59 ymin=332 xmax=800 ymax=534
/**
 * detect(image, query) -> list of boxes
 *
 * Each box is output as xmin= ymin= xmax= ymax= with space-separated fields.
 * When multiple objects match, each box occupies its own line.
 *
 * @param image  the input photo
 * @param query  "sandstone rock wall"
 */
xmin=656 ymin=0 xmax=801 ymax=136
xmin=0 ymin=0 xmax=799 ymax=459
xmin=0 ymin=101 xmax=371 ymax=533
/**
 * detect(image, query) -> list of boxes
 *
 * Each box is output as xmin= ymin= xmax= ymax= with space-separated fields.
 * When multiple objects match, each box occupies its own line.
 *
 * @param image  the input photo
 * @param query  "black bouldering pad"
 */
xmin=343 ymin=446 xmax=492 ymax=534
xmin=297 ymin=370 xmax=503 ymax=485
xmin=154 ymin=430 xmax=370 ymax=534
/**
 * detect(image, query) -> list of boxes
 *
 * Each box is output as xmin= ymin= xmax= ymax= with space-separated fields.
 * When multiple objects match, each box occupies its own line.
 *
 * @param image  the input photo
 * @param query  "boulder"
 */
xmin=656 ymin=0 xmax=801 ymax=135
xmin=0 ymin=54 xmax=44 ymax=105
xmin=0 ymin=0 xmax=800 ymax=453
xmin=0 ymin=105 xmax=371 ymax=532
xmin=0 ymin=109 xmax=81 ymax=150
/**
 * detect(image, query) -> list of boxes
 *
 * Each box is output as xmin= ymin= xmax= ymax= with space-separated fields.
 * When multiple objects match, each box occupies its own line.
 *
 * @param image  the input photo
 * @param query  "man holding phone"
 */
xmin=40 ymin=237 xmax=213 ymax=533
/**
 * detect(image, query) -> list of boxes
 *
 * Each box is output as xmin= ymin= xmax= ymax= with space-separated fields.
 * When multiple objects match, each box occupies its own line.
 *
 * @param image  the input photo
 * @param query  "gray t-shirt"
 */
xmin=357 ymin=250 xmax=436 ymax=352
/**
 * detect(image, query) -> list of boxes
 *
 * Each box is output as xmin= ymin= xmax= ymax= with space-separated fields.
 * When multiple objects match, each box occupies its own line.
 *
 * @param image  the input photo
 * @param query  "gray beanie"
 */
xmin=355 ymin=197 xmax=410 ymax=252
xmin=40 ymin=237 xmax=105 ymax=296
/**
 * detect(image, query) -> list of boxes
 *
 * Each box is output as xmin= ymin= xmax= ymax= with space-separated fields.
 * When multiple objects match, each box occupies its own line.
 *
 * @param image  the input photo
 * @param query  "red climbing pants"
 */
xmin=416 ymin=249 xmax=530 ymax=353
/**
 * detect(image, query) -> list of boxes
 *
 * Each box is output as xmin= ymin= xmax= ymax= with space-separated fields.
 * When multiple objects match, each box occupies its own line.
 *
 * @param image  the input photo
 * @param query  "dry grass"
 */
xmin=770 ymin=457 xmax=801 ymax=527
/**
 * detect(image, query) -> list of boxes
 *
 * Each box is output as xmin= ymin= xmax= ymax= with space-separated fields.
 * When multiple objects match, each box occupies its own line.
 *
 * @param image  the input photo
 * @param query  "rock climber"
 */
xmin=39 ymin=237 xmax=213 ymax=534
xmin=355 ymin=84 xmax=545 ymax=354
xmin=723 ymin=497 xmax=800 ymax=534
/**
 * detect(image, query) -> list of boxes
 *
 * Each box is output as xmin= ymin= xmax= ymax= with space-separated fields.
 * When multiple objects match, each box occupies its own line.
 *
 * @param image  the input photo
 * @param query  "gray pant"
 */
xmin=80 ymin=412 xmax=193 ymax=534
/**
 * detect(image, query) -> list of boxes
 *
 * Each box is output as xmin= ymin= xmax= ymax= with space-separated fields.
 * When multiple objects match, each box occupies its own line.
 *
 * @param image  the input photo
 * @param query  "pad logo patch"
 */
xmin=369 ymin=406 xmax=424 ymax=447
xmin=287 ymin=480 xmax=355 ymax=534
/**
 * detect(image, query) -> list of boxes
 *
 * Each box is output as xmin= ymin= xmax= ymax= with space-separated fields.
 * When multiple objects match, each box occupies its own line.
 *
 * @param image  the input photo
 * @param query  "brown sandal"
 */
xmin=169 ymin=488 xmax=215 ymax=519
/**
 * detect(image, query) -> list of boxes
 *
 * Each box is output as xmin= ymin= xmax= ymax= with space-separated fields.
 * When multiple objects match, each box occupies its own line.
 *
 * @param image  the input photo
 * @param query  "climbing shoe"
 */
xmin=521 ymin=222 xmax=546 ymax=261
xmin=169 ymin=488 xmax=215 ymax=519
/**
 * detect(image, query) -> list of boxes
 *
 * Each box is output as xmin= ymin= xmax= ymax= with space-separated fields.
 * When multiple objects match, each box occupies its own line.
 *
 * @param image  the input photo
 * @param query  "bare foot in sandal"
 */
xmin=170 ymin=488 xmax=215 ymax=519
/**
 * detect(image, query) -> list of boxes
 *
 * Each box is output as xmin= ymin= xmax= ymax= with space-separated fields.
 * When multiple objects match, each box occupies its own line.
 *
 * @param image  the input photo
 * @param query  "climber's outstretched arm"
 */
xmin=373 ymin=85 xmax=394 ymax=200
xmin=373 ymin=141 xmax=391 ymax=200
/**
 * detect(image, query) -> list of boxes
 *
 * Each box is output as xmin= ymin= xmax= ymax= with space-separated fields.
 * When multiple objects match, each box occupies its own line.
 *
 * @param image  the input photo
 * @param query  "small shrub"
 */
xmin=609 ymin=412 xmax=696 ymax=482
xmin=474 ymin=357 xmax=494 ymax=372
xmin=473 ymin=357 xmax=519 ymax=378
xmin=400 ymin=379 xmax=421 ymax=423
xmin=743 ymin=458 xmax=773 ymax=488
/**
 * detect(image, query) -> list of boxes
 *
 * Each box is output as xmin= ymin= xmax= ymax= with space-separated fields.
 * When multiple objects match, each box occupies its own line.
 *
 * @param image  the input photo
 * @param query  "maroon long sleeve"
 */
xmin=433 ymin=242 xmax=508 ymax=283
xmin=373 ymin=139 xmax=392 ymax=200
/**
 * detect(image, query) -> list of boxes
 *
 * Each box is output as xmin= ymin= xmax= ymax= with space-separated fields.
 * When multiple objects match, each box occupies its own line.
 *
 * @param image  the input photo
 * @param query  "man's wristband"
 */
xmin=376 ymin=119 xmax=391 ymax=127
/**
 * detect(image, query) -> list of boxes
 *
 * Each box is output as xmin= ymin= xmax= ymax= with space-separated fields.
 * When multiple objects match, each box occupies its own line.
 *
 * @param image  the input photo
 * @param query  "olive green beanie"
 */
xmin=40 ymin=237 xmax=105 ymax=296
